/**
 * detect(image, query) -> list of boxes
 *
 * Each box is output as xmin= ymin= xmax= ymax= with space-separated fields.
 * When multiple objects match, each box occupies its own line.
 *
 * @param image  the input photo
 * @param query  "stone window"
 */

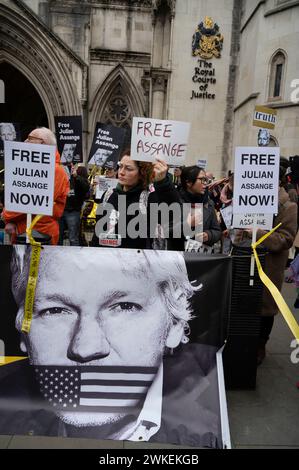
xmin=268 ymin=51 xmax=286 ymax=101
xmin=103 ymin=83 xmax=132 ymax=129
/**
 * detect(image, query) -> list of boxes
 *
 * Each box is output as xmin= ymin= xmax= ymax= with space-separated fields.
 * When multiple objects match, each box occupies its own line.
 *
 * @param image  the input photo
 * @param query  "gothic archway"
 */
xmin=89 ymin=65 xmax=145 ymax=144
xmin=0 ymin=62 xmax=48 ymax=140
xmin=0 ymin=2 xmax=84 ymax=130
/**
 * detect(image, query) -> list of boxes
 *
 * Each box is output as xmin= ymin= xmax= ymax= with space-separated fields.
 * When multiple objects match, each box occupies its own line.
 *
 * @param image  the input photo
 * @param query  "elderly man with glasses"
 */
xmin=2 ymin=127 xmax=69 ymax=244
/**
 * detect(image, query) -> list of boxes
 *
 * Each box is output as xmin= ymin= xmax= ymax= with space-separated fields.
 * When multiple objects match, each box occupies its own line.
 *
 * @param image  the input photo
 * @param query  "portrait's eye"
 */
xmin=38 ymin=307 xmax=72 ymax=317
xmin=109 ymin=302 xmax=142 ymax=313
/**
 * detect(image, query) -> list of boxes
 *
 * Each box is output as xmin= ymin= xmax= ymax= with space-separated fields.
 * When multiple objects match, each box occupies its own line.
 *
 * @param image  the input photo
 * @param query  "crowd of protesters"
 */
xmin=0 ymin=126 xmax=299 ymax=366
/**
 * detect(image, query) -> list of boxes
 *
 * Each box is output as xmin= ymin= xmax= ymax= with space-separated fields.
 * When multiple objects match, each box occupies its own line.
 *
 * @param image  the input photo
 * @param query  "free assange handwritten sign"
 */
xmin=4 ymin=141 xmax=55 ymax=215
xmin=233 ymin=146 xmax=280 ymax=215
xmin=131 ymin=117 xmax=190 ymax=165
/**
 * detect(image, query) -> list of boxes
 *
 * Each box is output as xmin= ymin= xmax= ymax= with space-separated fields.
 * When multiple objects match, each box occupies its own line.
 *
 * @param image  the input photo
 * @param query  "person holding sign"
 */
xmin=91 ymin=149 xmax=180 ymax=249
xmin=235 ymin=165 xmax=297 ymax=364
xmin=2 ymin=127 xmax=69 ymax=245
xmin=59 ymin=164 xmax=90 ymax=246
xmin=169 ymin=166 xmax=221 ymax=251
xmin=0 ymin=246 xmax=223 ymax=447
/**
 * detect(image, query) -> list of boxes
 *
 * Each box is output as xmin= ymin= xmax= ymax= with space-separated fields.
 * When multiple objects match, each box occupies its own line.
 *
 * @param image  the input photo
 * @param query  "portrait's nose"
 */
xmin=67 ymin=317 xmax=110 ymax=363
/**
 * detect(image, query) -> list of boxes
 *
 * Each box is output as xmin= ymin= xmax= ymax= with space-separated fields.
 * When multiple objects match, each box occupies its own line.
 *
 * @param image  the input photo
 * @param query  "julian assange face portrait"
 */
xmin=11 ymin=247 xmax=196 ymax=430
xmin=92 ymin=148 xmax=112 ymax=167
xmin=61 ymin=143 xmax=77 ymax=163
xmin=0 ymin=123 xmax=16 ymax=142
xmin=258 ymin=129 xmax=270 ymax=146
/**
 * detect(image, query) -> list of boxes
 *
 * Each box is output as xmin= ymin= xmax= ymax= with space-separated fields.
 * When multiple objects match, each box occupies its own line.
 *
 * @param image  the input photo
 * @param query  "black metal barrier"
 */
xmin=223 ymin=241 xmax=266 ymax=389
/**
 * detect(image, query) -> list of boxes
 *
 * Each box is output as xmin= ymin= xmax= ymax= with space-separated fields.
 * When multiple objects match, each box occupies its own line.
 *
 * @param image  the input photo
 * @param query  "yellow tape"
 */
xmin=0 ymin=356 xmax=28 ymax=366
xmin=252 ymin=223 xmax=299 ymax=340
xmin=26 ymin=215 xmax=43 ymax=246
xmin=21 ymin=215 xmax=43 ymax=333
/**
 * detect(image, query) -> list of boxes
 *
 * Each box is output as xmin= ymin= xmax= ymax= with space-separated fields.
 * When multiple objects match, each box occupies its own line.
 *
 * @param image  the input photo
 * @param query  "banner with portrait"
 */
xmin=88 ymin=123 xmax=126 ymax=168
xmin=0 ymin=246 xmax=231 ymax=448
xmin=0 ymin=122 xmax=21 ymax=160
xmin=54 ymin=116 xmax=83 ymax=164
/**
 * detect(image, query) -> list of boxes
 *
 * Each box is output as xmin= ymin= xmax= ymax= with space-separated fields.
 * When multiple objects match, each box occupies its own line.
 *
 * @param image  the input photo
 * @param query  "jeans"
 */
xmin=59 ymin=210 xmax=81 ymax=246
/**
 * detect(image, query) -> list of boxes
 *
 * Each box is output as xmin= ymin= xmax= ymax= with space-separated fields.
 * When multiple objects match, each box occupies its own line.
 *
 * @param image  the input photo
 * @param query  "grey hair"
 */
xmin=37 ymin=127 xmax=57 ymax=146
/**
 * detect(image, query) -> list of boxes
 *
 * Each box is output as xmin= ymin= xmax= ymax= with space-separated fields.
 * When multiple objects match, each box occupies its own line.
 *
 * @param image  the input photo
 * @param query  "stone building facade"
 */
xmin=232 ymin=0 xmax=299 ymax=170
xmin=0 ymin=0 xmax=298 ymax=175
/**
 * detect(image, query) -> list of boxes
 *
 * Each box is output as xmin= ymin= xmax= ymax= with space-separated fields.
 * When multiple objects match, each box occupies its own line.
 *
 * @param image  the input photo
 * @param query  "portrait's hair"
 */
xmin=181 ymin=165 xmax=205 ymax=190
xmin=11 ymin=247 xmax=200 ymax=341
xmin=62 ymin=143 xmax=76 ymax=153
xmin=0 ymin=123 xmax=16 ymax=140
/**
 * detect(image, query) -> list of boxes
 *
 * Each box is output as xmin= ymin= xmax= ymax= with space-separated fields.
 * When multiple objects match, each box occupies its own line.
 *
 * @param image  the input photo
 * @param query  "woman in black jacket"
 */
xmin=91 ymin=150 xmax=180 ymax=249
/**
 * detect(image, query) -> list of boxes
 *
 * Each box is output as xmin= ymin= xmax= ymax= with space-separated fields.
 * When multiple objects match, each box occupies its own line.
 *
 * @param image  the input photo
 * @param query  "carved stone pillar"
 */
xmin=151 ymin=70 xmax=169 ymax=119
xmin=141 ymin=70 xmax=151 ymax=117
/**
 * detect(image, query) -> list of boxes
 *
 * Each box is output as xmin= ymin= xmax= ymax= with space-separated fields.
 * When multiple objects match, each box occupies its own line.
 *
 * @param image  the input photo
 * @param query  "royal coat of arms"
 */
xmin=192 ymin=16 xmax=224 ymax=59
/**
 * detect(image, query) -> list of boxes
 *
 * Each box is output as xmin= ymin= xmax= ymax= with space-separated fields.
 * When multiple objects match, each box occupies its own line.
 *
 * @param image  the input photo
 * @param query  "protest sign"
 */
xmin=233 ymin=212 xmax=273 ymax=230
xmin=233 ymin=146 xmax=280 ymax=214
xmin=0 ymin=122 xmax=21 ymax=160
xmin=253 ymin=105 xmax=277 ymax=130
xmin=197 ymin=158 xmax=207 ymax=170
xmin=220 ymin=205 xmax=233 ymax=230
xmin=54 ymin=115 xmax=83 ymax=163
xmin=88 ymin=123 xmax=125 ymax=167
xmin=4 ymin=141 xmax=55 ymax=215
xmin=257 ymin=128 xmax=270 ymax=146
xmin=95 ymin=176 xmax=118 ymax=200
xmin=131 ymin=117 xmax=190 ymax=165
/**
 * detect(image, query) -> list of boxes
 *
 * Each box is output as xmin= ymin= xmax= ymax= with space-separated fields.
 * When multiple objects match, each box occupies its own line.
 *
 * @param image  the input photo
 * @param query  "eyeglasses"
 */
xmin=26 ymin=135 xmax=44 ymax=144
xmin=196 ymin=177 xmax=209 ymax=184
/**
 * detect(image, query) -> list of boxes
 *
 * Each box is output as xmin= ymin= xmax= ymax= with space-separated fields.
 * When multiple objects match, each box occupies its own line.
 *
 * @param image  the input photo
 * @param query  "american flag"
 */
xmin=34 ymin=365 xmax=157 ymax=412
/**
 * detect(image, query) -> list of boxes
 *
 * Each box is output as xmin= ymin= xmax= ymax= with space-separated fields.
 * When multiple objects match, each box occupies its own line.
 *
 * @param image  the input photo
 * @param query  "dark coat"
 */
xmin=90 ymin=175 xmax=180 ymax=249
xmin=64 ymin=175 xmax=90 ymax=212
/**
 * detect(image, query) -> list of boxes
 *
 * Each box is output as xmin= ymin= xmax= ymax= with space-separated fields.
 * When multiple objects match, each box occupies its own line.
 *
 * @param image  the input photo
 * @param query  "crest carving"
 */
xmin=192 ymin=16 xmax=224 ymax=59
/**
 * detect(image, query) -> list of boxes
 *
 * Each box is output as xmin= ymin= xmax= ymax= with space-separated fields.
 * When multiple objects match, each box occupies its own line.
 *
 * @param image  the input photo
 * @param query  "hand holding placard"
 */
xmin=153 ymin=158 xmax=168 ymax=182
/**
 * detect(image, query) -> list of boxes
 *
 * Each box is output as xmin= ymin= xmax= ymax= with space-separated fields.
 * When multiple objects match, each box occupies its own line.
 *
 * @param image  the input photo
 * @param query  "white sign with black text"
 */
xmin=4 ymin=141 xmax=55 ymax=215
xmin=220 ymin=205 xmax=233 ymax=230
xmin=197 ymin=159 xmax=208 ymax=170
xmin=233 ymin=213 xmax=273 ymax=230
xmin=233 ymin=146 xmax=280 ymax=214
xmin=95 ymin=176 xmax=118 ymax=200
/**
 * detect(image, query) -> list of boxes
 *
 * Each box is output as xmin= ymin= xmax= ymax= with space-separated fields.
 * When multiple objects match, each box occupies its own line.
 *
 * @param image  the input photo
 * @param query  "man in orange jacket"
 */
xmin=2 ymin=127 xmax=70 ymax=245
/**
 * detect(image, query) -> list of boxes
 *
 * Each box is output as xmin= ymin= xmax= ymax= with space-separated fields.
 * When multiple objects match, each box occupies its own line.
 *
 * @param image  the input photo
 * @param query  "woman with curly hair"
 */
xmin=91 ymin=149 xmax=179 ymax=249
